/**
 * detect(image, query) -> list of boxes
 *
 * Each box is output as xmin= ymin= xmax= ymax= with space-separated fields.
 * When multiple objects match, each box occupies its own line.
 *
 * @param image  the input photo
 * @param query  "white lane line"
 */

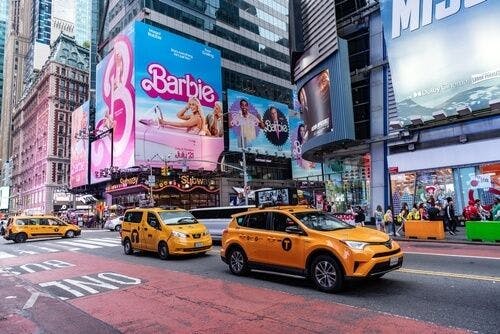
xmin=72 ymin=239 xmax=119 ymax=247
xmin=399 ymin=268 xmax=499 ymax=282
xmin=404 ymin=251 xmax=500 ymax=260
xmin=88 ymin=238 xmax=121 ymax=243
xmin=57 ymin=241 xmax=101 ymax=249
xmin=0 ymin=251 xmax=16 ymax=259
xmin=30 ymin=246 xmax=60 ymax=253
xmin=50 ymin=244 xmax=81 ymax=251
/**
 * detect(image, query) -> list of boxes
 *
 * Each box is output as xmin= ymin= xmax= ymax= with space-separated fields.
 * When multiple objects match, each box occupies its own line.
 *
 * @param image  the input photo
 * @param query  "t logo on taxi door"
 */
xmin=282 ymin=238 xmax=292 ymax=251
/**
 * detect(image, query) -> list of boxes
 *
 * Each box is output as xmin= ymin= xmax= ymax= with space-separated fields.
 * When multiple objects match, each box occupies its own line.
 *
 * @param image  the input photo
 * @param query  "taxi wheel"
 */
xmin=158 ymin=242 xmax=169 ymax=260
xmin=310 ymin=255 xmax=344 ymax=293
xmin=15 ymin=233 xmax=27 ymax=243
xmin=228 ymin=247 xmax=249 ymax=276
xmin=115 ymin=225 xmax=121 ymax=232
xmin=123 ymin=238 xmax=133 ymax=255
xmin=65 ymin=230 xmax=75 ymax=238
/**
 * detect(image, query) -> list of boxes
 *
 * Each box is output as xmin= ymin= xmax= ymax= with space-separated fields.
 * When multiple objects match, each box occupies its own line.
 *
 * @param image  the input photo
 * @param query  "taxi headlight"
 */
xmin=172 ymin=231 xmax=187 ymax=238
xmin=344 ymin=240 xmax=368 ymax=250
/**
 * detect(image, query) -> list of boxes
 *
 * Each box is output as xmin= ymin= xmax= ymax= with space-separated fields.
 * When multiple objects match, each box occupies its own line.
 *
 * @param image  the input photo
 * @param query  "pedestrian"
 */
xmin=374 ymin=205 xmax=384 ymax=232
xmin=427 ymin=201 xmax=440 ymax=220
xmin=407 ymin=204 xmax=420 ymax=220
xmin=396 ymin=202 xmax=409 ymax=236
xmin=354 ymin=206 xmax=365 ymax=226
xmin=475 ymin=199 xmax=489 ymax=221
xmin=491 ymin=197 xmax=500 ymax=220
xmin=418 ymin=202 xmax=427 ymax=220
xmin=384 ymin=208 xmax=395 ymax=236
xmin=445 ymin=197 xmax=458 ymax=235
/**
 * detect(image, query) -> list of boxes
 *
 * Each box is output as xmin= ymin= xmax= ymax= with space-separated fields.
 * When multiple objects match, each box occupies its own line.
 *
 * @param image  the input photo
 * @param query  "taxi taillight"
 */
xmin=222 ymin=229 xmax=228 ymax=235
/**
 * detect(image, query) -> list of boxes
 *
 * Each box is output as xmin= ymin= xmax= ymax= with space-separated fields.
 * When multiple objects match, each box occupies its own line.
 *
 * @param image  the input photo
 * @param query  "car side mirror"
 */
xmin=285 ymin=226 xmax=304 ymax=235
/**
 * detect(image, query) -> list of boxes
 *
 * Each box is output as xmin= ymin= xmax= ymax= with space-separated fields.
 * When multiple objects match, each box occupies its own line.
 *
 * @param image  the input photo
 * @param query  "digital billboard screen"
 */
xmin=380 ymin=0 xmax=500 ymax=121
xmin=290 ymin=91 xmax=323 ymax=179
xmin=134 ymin=22 xmax=223 ymax=170
xmin=298 ymin=69 xmax=332 ymax=139
xmin=70 ymin=101 xmax=89 ymax=188
xmin=228 ymin=90 xmax=291 ymax=156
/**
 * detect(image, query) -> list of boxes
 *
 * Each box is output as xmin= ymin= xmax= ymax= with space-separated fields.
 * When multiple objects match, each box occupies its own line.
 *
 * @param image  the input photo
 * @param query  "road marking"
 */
xmin=22 ymin=285 xmax=52 ymax=309
xmin=88 ymin=238 xmax=121 ymax=244
xmin=57 ymin=241 xmax=101 ymax=249
xmin=31 ymin=246 xmax=60 ymax=253
xmin=72 ymin=239 xmax=119 ymax=247
xmin=404 ymin=251 xmax=500 ymax=260
xmin=0 ymin=251 xmax=16 ymax=259
xmin=399 ymin=268 xmax=499 ymax=282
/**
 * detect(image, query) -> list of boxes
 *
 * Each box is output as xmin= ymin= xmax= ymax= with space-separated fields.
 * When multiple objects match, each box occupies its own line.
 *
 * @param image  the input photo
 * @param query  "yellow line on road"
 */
xmin=399 ymin=268 xmax=499 ymax=282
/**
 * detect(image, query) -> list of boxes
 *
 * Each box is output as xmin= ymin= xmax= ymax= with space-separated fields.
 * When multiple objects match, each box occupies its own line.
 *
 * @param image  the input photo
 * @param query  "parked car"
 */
xmin=104 ymin=216 xmax=123 ymax=231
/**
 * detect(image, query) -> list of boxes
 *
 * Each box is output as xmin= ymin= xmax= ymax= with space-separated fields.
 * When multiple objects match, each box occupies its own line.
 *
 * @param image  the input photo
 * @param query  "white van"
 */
xmin=189 ymin=206 xmax=254 ymax=242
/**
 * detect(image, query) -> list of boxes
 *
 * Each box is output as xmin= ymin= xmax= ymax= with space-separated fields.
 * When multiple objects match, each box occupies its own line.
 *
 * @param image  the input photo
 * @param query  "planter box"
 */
xmin=465 ymin=221 xmax=500 ymax=243
xmin=405 ymin=220 xmax=445 ymax=240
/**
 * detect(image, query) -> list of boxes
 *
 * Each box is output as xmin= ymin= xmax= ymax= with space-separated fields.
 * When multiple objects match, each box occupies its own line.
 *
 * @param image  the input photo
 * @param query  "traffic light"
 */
xmin=161 ymin=165 xmax=170 ymax=176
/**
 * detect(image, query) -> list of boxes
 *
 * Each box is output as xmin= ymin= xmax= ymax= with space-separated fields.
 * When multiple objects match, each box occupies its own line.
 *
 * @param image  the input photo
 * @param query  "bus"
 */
xmin=189 ymin=205 xmax=254 ymax=242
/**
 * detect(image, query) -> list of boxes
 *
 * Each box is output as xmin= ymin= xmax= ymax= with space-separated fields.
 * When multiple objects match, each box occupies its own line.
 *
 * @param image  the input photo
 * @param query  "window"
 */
xmin=39 ymin=219 xmax=49 ymax=226
xmin=147 ymin=213 xmax=159 ymax=228
xmin=245 ymin=213 xmax=268 ymax=230
xmin=271 ymin=213 xmax=296 ymax=232
xmin=124 ymin=211 xmax=143 ymax=223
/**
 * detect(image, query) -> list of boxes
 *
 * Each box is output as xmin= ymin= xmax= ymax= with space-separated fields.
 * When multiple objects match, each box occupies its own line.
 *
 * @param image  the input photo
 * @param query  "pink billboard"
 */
xmin=70 ymin=101 xmax=89 ymax=188
xmin=91 ymin=22 xmax=223 ymax=184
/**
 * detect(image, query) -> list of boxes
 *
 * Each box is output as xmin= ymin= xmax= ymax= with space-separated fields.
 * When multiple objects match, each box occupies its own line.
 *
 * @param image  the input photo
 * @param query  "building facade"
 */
xmin=0 ymin=0 xmax=9 ymax=121
xmin=289 ymin=0 xmax=500 ymax=218
xmin=0 ymin=0 xmax=32 ymax=182
xmin=10 ymin=34 xmax=89 ymax=214
xmin=88 ymin=0 xmax=295 ymax=209
xmin=74 ymin=0 xmax=91 ymax=46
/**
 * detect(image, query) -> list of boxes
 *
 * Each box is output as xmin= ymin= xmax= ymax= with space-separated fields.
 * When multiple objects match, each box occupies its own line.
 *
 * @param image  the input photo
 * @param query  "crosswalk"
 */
xmin=0 ymin=237 xmax=122 ymax=259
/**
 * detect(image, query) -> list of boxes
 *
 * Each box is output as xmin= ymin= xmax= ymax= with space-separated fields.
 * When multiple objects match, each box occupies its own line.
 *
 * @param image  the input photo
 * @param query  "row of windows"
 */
xmin=236 ymin=211 xmax=298 ymax=233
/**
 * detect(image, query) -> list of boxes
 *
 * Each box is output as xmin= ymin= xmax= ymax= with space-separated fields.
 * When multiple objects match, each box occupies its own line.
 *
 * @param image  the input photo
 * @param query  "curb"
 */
xmin=393 ymin=237 xmax=500 ymax=246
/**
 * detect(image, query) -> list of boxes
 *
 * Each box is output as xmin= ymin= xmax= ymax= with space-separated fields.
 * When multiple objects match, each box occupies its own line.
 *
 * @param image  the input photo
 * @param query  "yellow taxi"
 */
xmin=3 ymin=215 xmax=81 ymax=243
xmin=220 ymin=206 xmax=403 ymax=292
xmin=121 ymin=207 xmax=212 ymax=259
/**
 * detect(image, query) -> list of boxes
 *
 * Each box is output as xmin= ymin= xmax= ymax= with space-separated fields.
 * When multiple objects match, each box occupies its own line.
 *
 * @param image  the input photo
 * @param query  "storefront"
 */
xmin=106 ymin=174 xmax=220 ymax=210
xmin=389 ymin=162 xmax=500 ymax=216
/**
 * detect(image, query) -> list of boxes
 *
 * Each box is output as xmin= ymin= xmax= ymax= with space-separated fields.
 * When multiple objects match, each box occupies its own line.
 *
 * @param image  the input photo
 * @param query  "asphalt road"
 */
xmin=1 ymin=230 xmax=499 ymax=333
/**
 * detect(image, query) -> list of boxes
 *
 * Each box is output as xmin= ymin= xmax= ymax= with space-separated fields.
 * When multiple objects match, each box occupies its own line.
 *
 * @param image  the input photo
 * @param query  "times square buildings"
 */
xmin=4 ymin=0 xmax=500 ymax=217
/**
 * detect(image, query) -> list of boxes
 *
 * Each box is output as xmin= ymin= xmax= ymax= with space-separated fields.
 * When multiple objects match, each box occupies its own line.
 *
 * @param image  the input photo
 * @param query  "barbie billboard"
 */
xmin=134 ymin=22 xmax=223 ymax=170
xmin=70 ymin=102 xmax=89 ymax=188
xmin=91 ymin=22 xmax=223 ymax=184
xmin=92 ymin=24 xmax=135 ymax=184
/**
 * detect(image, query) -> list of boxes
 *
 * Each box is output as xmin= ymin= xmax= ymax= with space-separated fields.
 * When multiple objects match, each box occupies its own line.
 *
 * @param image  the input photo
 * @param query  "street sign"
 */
xmin=147 ymin=175 xmax=156 ymax=185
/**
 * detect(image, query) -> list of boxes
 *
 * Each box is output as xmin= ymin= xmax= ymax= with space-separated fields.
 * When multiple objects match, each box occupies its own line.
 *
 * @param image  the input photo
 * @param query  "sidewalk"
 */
xmin=391 ymin=222 xmax=500 ymax=246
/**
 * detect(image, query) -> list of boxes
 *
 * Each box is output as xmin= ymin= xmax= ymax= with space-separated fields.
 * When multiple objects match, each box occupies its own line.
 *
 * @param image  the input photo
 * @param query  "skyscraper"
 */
xmin=74 ymin=0 xmax=91 ymax=46
xmin=0 ymin=0 xmax=9 ymax=119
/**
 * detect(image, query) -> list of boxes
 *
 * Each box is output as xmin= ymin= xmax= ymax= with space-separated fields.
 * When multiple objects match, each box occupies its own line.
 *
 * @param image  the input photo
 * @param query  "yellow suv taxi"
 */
xmin=221 ymin=206 xmax=403 ymax=292
xmin=121 ymin=208 xmax=212 ymax=259
xmin=3 ymin=215 xmax=81 ymax=243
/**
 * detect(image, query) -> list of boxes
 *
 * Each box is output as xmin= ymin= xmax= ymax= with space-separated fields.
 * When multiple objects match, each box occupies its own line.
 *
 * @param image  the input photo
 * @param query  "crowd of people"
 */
xmin=373 ymin=196 xmax=500 ymax=236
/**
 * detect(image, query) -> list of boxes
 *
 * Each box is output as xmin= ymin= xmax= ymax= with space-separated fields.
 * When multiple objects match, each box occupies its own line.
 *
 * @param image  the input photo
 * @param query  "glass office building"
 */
xmin=0 ymin=0 xmax=8 ymax=119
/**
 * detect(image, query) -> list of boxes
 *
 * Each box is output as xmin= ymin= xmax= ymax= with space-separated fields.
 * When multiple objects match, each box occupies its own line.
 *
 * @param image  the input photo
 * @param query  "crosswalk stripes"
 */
xmin=0 ymin=236 xmax=123 ymax=259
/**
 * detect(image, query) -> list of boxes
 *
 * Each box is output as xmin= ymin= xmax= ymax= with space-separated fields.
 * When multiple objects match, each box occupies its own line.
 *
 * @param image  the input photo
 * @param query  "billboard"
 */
xmin=228 ymin=90 xmax=291 ymax=156
xmin=0 ymin=186 xmax=9 ymax=210
xmin=70 ymin=101 xmax=90 ymax=188
xmin=298 ymin=69 xmax=332 ymax=139
xmin=92 ymin=21 xmax=223 ymax=184
xmin=134 ymin=22 xmax=223 ymax=170
xmin=290 ymin=90 xmax=322 ymax=179
xmin=380 ymin=0 xmax=500 ymax=121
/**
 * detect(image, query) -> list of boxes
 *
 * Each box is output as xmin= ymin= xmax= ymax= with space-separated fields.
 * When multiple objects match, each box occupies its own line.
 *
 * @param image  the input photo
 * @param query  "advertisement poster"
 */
xmin=380 ymin=0 xmax=500 ymax=121
xmin=70 ymin=101 xmax=89 ymax=188
xmin=92 ymin=24 xmax=136 ymax=184
xmin=134 ymin=22 xmax=223 ymax=170
xmin=290 ymin=111 xmax=322 ymax=179
xmin=298 ymin=69 xmax=332 ymax=139
xmin=228 ymin=90 xmax=290 ymax=156
xmin=390 ymin=173 xmax=416 ymax=214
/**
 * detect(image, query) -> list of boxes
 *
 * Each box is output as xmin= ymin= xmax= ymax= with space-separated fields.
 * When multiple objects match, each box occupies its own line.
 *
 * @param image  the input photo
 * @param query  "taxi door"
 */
xmin=142 ymin=212 xmax=161 ymax=251
xmin=36 ymin=218 xmax=55 ymax=237
xmin=237 ymin=212 xmax=270 ymax=264
xmin=266 ymin=212 xmax=305 ymax=270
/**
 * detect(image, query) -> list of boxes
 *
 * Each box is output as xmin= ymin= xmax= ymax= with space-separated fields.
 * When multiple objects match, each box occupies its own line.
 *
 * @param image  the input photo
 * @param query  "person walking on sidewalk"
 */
xmin=396 ymin=202 xmax=409 ymax=237
xmin=384 ymin=209 xmax=395 ymax=236
xmin=374 ymin=205 xmax=384 ymax=231
xmin=445 ymin=197 xmax=458 ymax=235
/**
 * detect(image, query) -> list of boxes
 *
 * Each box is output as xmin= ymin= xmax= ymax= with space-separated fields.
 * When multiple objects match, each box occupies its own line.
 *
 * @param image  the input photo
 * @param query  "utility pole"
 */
xmin=241 ymin=135 xmax=249 ymax=205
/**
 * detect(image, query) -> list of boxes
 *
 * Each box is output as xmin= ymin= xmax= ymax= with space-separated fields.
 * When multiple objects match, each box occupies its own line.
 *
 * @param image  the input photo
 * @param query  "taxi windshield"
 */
xmin=158 ymin=211 xmax=198 ymax=225
xmin=293 ymin=212 xmax=353 ymax=231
